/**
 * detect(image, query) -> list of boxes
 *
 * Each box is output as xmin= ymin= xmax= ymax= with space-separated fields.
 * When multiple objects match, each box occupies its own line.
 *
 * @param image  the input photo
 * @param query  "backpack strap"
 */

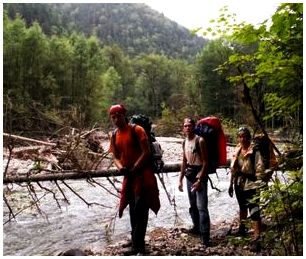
xmin=131 ymin=124 xmax=158 ymax=170
xmin=194 ymin=135 xmax=200 ymax=154
xmin=130 ymin=123 xmax=141 ymax=147
xmin=111 ymin=128 xmax=119 ymax=159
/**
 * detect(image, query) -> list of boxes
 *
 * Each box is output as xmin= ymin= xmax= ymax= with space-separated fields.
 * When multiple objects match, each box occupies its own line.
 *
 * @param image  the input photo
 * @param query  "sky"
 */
xmin=143 ymin=0 xmax=281 ymax=32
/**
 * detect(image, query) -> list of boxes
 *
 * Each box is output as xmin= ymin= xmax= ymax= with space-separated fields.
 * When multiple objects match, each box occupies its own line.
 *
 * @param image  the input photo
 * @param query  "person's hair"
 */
xmin=237 ymin=127 xmax=251 ymax=140
xmin=183 ymin=117 xmax=196 ymax=127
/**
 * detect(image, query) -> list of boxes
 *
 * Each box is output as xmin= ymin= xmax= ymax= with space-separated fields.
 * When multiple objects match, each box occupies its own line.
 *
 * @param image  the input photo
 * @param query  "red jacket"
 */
xmin=110 ymin=124 xmax=160 ymax=218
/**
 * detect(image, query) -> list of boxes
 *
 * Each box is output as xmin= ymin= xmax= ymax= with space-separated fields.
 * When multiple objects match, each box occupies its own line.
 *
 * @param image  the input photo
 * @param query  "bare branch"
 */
xmin=36 ymin=182 xmax=62 ymax=210
xmin=3 ymin=194 xmax=16 ymax=222
xmin=86 ymin=178 xmax=120 ymax=198
xmin=26 ymin=183 xmax=49 ymax=222
xmin=54 ymin=180 xmax=70 ymax=204
xmin=3 ymin=133 xmax=56 ymax=146
xmin=61 ymin=180 xmax=112 ymax=208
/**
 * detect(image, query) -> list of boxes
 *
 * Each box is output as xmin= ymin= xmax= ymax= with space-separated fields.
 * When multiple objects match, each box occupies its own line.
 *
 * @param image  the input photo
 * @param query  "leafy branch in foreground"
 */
xmin=260 ymin=164 xmax=303 ymax=255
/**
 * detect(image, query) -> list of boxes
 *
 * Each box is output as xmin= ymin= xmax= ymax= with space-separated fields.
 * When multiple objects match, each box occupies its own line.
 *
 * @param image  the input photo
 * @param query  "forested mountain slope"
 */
xmin=5 ymin=3 xmax=207 ymax=60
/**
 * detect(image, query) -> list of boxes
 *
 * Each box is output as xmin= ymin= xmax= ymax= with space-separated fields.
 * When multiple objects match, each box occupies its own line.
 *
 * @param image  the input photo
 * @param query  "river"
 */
xmin=3 ymin=137 xmax=238 ymax=256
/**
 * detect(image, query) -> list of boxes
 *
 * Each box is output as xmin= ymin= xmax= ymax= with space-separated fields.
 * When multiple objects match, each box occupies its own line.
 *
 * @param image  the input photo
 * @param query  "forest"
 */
xmin=3 ymin=2 xmax=303 ymax=256
xmin=3 ymin=3 xmax=302 ymax=136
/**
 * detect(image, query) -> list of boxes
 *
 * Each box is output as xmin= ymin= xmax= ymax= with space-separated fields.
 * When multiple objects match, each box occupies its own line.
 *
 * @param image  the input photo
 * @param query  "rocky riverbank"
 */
xmin=83 ymin=220 xmax=271 ymax=256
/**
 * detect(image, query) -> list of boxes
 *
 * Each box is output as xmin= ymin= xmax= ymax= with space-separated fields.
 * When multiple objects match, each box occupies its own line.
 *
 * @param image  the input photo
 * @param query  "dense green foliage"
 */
xmin=5 ymin=3 xmax=207 ymax=61
xmin=195 ymin=40 xmax=236 ymax=118
xmin=260 ymin=168 xmax=303 ymax=255
xmin=213 ymin=4 xmax=302 ymax=132
xmin=3 ymin=3 xmax=303 ymax=140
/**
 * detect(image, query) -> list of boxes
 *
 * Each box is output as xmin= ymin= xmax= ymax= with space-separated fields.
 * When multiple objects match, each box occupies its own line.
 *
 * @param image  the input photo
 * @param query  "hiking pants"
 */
xmin=187 ymin=177 xmax=210 ymax=239
xmin=129 ymin=195 xmax=149 ymax=252
xmin=235 ymin=186 xmax=260 ymax=221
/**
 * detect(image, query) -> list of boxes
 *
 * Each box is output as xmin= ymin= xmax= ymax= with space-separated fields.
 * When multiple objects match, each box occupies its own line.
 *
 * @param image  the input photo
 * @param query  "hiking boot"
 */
xmin=123 ymin=246 xmax=145 ymax=256
xmin=250 ymin=239 xmax=261 ymax=252
xmin=236 ymin=224 xmax=247 ymax=236
xmin=201 ymin=236 xmax=210 ymax=247
xmin=121 ymin=240 xmax=133 ymax=248
xmin=134 ymin=247 xmax=146 ymax=255
xmin=123 ymin=248 xmax=137 ymax=256
xmin=187 ymin=227 xmax=200 ymax=235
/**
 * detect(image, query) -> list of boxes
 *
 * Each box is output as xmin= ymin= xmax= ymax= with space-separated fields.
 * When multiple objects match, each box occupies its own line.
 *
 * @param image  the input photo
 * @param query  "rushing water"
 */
xmin=3 ymin=171 xmax=239 ymax=256
xmin=3 ymin=138 xmax=239 ymax=256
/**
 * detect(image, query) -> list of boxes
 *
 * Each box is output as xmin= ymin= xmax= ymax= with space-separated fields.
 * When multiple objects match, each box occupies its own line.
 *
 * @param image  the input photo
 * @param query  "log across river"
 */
xmin=3 ymin=161 xmax=231 ymax=184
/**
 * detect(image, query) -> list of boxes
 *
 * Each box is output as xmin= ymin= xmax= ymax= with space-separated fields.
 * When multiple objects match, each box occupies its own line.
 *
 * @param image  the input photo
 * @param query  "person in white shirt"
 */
xmin=178 ymin=117 xmax=210 ymax=247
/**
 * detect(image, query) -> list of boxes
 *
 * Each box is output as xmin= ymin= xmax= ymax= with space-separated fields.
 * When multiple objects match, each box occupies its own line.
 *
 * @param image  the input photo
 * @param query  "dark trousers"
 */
xmin=129 ymin=195 xmax=149 ymax=252
xmin=235 ymin=186 xmax=260 ymax=221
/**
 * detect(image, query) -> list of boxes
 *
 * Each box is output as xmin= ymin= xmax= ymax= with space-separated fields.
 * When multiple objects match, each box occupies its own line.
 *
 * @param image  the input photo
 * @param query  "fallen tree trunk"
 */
xmin=3 ymin=162 xmax=181 ymax=184
xmin=3 ymin=160 xmax=231 ymax=184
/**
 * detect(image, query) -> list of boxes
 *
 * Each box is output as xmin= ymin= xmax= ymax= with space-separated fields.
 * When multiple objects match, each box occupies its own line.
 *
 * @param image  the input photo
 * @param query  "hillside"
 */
xmin=4 ymin=3 xmax=208 ymax=61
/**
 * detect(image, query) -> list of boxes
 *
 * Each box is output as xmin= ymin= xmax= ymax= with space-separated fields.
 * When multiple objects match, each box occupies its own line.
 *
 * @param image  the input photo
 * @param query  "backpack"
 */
xmin=112 ymin=114 xmax=164 ymax=173
xmin=129 ymin=114 xmax=164 ymax=172
xmin=193 ymin=116 xmax=227 ymax=173
xmin=252 ymin=133 xmax=278 ymax=181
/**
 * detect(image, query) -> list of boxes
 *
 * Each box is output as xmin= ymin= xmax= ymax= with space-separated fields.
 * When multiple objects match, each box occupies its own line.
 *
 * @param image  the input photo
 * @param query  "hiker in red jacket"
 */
xmin=108 ymin=104 xmax=160 ymax=255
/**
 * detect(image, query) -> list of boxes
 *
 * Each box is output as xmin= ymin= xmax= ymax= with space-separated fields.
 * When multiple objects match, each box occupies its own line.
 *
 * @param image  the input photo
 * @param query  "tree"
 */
xmin=99 ymin=67 xmax=123 ymax=124
xmin=258 ymin=3 xmax=302 ymax=131
xmin=132 ymin=54 xmax=176 ymax=117
xmin=101 ymin=44 xmax=136 ymax=102
xmin=195 ymin=39 xmax=236 ymax=118
xmin=214 ymin=3 xmax=303 ymax=131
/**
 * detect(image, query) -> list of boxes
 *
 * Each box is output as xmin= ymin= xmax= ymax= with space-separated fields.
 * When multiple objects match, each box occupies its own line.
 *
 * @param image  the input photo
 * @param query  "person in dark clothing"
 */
xmin=108 ymin=104 xmax=160 ymax=255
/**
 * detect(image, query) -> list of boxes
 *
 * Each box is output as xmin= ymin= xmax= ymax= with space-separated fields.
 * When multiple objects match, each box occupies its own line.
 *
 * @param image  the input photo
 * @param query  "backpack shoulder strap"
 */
xmin=111 ymin=128 xmax=119 ymax=158
xmin=195 ymin=135 xmax=201 ymax=154
xmin=130 ymin=123 xmax=140 ymax=144
xmin=130 ymin=123 xmax=146 ymax=152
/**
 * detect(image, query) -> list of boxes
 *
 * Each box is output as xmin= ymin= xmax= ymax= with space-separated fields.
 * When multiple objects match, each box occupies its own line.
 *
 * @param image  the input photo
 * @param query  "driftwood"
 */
xmin=3 ymin=133 xmax=57 ymax=146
